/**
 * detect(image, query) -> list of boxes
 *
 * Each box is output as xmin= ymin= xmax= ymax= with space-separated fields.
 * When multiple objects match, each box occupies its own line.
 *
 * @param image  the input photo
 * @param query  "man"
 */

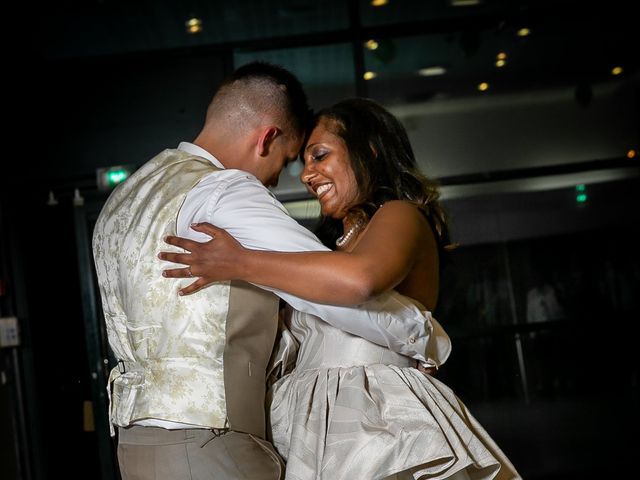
xmin=93 ymin=61 xmax=441 ymax=480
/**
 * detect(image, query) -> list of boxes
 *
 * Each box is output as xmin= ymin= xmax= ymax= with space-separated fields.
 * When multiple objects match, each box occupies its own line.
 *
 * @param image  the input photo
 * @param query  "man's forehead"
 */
xmin=288 ymin=133 xmax=304 ymax=152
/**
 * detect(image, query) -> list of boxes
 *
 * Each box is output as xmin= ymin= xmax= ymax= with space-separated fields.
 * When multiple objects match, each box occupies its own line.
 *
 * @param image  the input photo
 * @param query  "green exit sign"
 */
xmin=97 ymin=165 xmax=135 ymax=190
xmin=107 ymin=169 xmax=128 ymax=185
xmin=575 ymin=184 xmax=587 ymax=204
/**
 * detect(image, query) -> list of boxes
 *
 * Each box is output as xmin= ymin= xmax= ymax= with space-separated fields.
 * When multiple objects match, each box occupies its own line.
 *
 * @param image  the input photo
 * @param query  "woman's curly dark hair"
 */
xmin=310 ymin=98 xmax=452 ymax=255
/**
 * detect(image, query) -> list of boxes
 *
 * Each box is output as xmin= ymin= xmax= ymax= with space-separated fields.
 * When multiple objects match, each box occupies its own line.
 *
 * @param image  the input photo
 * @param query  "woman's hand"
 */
xmin=158 ymin=223 xmax=246 ymax=296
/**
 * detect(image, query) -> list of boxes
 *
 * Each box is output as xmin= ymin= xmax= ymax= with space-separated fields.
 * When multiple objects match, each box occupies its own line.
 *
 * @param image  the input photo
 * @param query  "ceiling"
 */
xmin=32 ymin=0 xmax=638 ymax=103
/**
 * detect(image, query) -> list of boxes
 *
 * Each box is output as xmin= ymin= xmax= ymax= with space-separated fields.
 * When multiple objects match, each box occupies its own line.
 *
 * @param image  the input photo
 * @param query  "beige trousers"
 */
xmin=117 ymin=426 xmax=283 ymax=480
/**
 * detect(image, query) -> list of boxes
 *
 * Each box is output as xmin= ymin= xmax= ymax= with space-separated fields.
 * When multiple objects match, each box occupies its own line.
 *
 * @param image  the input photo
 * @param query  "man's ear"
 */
xmin=257 ymin=126 xmax=280 ymax=157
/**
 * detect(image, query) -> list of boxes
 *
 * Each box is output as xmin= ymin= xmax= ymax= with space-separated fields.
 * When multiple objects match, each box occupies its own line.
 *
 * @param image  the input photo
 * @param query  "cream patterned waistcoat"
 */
xmin=92 ymin=149 xmax=280 ymax=438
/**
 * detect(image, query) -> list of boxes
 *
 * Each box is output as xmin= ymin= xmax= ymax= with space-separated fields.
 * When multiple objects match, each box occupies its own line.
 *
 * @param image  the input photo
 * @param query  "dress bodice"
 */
xmin=287 ymin=310 xmax=415 ymax=370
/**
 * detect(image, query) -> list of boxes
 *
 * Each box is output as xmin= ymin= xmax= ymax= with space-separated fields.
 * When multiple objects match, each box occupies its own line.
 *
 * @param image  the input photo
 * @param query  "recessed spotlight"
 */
xmin=364 ymin=39 xmax=379 ymax=50
xmin=185 ymin=18 xmax=203 ymax=34
xmin=495 ymin=59 xmax=506 ymax=68
xmin=627 ymin=149 xmax=637 ymax=159
xmin=517 ymin=27 xmax=531 ymax=37
xmin=371 ymin=0 xmax=389 ymax=6
xmin=611 ymin=66 xmax=624 ymax=76
xmin=363 ymin=71 xmax=377 ymax=80
xmin=418 ymin=66 xmax=447 ymax=76
xmin=496 ymin=52 xmax=507 ymax=60
xmin=477 ymin=82 xmax=489 ymax=92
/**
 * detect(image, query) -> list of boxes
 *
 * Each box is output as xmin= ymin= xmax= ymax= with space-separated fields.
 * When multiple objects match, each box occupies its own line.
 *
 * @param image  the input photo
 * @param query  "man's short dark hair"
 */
xmin=223 ymin=61 xmax=312 ymax=135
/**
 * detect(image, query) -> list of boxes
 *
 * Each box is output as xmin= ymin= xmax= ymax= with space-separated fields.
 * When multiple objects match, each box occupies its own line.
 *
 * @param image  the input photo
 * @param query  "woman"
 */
xmin=161 ymin=98 xmax=520 ymax=479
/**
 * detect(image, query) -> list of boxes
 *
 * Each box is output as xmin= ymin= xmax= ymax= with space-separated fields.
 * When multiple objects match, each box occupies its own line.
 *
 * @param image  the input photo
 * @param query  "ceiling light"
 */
xmin=449 ymin=0 xmax=482 ymax=6
xmin=371 ymin=0 xmax=389 ymax=6
xmin=477 ymin=82 xmax=489 ymax=92
xmin=496 ymin=52 xmax=507 ymax=60
xmin=364 ymin=39 xmax=379 ymax=50
xmin=185 ymin=18 xmax=203 ymax=34
xmin=611 ymin=66 xmax=624 ymax=76
xmin=418 ymin=66 xmax=447 ymax=76
xmin=627 ymin=149 xmax=637 ymax=159
xmin=517 ymin=27 xmax=531 ymax=37
xmin=495 ymin=59 xmax=506 ymax=67
xmin=363 ymin=71 xmax=377 ymax=80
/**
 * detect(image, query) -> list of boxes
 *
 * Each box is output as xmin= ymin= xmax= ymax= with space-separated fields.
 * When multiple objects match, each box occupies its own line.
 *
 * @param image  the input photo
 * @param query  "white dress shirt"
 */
xmin=175 ymin=142 xmax=435 ymax=363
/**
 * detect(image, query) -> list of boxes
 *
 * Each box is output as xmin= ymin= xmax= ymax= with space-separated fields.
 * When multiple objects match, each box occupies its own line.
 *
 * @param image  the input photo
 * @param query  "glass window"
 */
xmin=201 ymin=0 xmax=349 ymax=43
xmin=359 ymin=0 xmax=475 ymax=27
xmin=41 ymin=0 xmax=350 ymax=58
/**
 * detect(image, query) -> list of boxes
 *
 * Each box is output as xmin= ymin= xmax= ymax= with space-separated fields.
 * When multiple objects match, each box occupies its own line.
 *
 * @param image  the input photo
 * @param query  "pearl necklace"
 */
xmin=335 ymin=220 xmax=365 ymax=248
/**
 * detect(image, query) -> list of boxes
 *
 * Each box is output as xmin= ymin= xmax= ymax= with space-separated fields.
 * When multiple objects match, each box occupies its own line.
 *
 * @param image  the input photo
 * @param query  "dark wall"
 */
xmin=24 ymin=51 xmax=228 ymax=189
xmin=433 ymin=178 xmax=640 ymax=478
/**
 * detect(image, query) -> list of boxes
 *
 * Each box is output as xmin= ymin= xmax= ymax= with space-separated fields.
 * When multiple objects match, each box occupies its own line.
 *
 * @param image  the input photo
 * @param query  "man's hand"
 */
xmin=415 ymin=361 xmax=437 ymax=376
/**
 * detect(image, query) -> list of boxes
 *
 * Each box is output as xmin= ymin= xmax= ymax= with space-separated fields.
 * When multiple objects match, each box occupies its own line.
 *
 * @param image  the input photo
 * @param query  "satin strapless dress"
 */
xmin=269 ymin=309 xmax=521 ymax=480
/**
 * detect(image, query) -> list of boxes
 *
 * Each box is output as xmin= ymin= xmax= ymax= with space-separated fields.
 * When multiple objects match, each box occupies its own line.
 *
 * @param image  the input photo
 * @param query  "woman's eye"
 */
xmin=311 ymin=151 xmax=327 ymax=161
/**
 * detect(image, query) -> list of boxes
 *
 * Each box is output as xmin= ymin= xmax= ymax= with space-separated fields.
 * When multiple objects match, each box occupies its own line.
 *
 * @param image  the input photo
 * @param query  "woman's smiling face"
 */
xmin=301 ymin=118 xmax=361 ymax=219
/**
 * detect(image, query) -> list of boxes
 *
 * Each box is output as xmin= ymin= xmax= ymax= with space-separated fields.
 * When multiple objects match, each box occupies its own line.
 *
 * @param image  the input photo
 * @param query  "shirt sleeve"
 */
xmin=177 ymin=169 xmax=433 ymax=362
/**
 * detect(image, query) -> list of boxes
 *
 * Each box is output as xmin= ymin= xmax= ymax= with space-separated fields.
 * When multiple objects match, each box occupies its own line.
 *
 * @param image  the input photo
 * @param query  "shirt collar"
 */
xmin=177 ymin=142 xmax=225 ymax=170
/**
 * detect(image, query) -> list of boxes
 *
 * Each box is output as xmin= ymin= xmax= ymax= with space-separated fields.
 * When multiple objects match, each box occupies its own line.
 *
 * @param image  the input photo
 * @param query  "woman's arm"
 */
xmin=160 ymin=201 xmax=432 ymax=305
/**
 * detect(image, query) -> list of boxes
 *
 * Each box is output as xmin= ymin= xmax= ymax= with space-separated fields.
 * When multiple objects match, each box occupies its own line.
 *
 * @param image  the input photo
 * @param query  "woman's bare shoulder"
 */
xmin=374 ymin=200 xmax=428 ymax=225
xmin=377 ymin=199 xmax=421 ymax=213
xmin=374 ymin=200 xmax=437 ymax=246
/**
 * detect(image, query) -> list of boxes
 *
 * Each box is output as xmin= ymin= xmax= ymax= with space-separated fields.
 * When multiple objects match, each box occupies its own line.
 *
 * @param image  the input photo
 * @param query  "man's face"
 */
xmin=259 ymin=131 xmax=304 ymax=188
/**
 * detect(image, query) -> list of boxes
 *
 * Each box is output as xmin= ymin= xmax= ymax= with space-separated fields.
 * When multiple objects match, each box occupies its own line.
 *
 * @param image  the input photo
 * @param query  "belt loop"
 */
xmin=199 ymin=427 xmax=230 ymax=448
